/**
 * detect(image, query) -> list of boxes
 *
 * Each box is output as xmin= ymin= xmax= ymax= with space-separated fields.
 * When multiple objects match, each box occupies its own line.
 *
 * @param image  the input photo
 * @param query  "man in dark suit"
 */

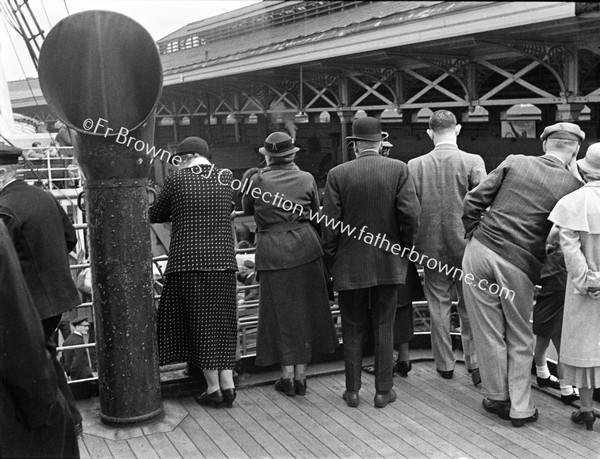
xmin=408 ymin=110 xmax=486 ymax=384
xmin=0 ymin=220 xmax=79 ymax=458
xmin=322 ymin=117 xmax=420 ymax=408
xmin=0 ymin=147 xmax=83 ymax=435
xmin=462 ymin=122 xmax=584 ymax=427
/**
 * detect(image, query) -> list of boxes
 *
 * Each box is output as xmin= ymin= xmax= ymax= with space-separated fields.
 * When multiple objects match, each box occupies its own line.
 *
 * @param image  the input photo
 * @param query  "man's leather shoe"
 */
xmin=374 ymin=389 xmax=396 ymax=408
xmin=511 ymin=408 xmax=538 ymax=427
xmin=482 ymin=398 xmax=511 ymax=420
xmin=342 ymin=390 xmax=359 ymax=407
xmin=437 ymin=369 xmax=453 ymax=379
xmin=469 ymin=368 xmax=481 ymax=386
xmin=394 ymin=360 xmax=412 ymax=377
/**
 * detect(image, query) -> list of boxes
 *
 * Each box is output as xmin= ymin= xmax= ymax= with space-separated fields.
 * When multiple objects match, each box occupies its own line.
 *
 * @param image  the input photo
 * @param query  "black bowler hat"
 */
xmin=72 ymin=316 xmax=90 ymax=326
xmin=259 ymin=132 xmax=300 ymax=157
xmin=174 ymin=136 xmax=209 ymax=157
xmin=0 ymin=143 xmax=22 ymax=165
xmin=346 ymin=117 xmax=383 ymax=142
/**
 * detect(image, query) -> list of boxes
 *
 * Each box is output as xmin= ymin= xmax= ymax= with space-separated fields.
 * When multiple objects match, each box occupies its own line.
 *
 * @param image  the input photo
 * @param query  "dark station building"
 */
xmin=10 ymin=1 xmax=600 ymax=189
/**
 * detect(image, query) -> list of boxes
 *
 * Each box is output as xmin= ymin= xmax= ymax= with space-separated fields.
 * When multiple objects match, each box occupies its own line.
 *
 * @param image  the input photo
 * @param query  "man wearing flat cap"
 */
xmin=462 ymin=121 xmax=584 ymax=426
xmin=322 ymin=117 xmax=420 ymax=408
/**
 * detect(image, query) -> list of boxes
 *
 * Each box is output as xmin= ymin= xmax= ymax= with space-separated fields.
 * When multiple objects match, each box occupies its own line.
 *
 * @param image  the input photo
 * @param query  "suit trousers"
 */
xmin=462 ymin=238 xmax=536 ymax=419
xmin=338 ymin=284 xmax=397 ymax=393
xmin=423 ymin=267 xmax=477 ymax=371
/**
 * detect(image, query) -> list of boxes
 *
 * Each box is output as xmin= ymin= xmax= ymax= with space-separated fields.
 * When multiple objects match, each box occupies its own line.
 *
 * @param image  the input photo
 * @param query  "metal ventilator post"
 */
xmin=38 ymin=10 xmax=163 ymax=424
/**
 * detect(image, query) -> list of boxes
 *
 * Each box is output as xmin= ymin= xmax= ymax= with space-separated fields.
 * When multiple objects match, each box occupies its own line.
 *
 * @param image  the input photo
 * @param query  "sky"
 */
xmin=1 ymin=0 xmax=261 ymax=82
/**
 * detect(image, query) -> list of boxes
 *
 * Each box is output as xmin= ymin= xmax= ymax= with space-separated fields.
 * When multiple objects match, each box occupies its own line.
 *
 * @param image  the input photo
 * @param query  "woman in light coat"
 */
xmin=549 ymin=143 xmax=600 ymax=431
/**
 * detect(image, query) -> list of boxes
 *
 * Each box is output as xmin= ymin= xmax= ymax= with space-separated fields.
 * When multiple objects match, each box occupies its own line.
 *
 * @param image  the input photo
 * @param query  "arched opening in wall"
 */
xmin=381 ymin=108 xmax=402 ymax=123
xmin=462 ymin=105 xmax=489 ymax=123
xmin=318 ymin=111 xmax=331 ymax=123
xmin=501 ymin=104 xmax=540 ymax=138
xmin=412 ymin=107 xmax=432 ymax=123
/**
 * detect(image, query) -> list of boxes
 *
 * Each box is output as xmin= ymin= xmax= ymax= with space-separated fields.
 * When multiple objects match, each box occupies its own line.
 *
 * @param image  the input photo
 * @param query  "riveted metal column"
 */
xmin=85 ymin=177 xmax=161 ymax=424
xmin=38 ymin=10 xmax=164 ymax=424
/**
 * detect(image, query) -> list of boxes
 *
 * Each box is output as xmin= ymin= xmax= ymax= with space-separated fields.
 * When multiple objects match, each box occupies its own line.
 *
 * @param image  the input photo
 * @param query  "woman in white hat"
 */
xmin=549 ymin=142 xmax=600 ymax=431
xmin=242 ymin=132 xmax=338 ymax=396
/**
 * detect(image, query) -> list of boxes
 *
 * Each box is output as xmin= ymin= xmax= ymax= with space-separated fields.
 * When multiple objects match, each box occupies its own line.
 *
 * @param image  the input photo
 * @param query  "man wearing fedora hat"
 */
xmin=322 ymin=117 xmax=420 ymax=408
xmin=462 ymin=121 xmax=584 ymax=426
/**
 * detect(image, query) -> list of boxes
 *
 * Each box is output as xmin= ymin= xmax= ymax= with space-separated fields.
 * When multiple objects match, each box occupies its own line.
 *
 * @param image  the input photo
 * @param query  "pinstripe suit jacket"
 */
xmin=463 ymin=154 xmax=582 ymax=283
xmin=408 ymin=144 xmax=486 ymax=268
xmin=321 ymin=152 xmax=420 ymax=291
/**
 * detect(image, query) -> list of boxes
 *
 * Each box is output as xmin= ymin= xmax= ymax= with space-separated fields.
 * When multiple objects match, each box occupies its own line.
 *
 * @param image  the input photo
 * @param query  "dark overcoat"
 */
xmin=321 ymin=152 xmax=421 ymax=291
xmin=0 ymin=221 xmax=79 ymax=458
xmin=0 ymin=180 xmax=80 ymax=320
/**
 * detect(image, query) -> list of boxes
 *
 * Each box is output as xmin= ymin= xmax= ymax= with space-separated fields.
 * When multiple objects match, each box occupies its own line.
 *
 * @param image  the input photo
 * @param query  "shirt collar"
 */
xmin=434 ymin=141 xmax=458 ymax=148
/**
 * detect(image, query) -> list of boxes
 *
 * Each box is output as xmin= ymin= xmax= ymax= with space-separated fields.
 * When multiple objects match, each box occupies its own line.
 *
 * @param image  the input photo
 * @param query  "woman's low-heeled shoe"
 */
xmin=195 ymin=389 xmax=223 ymax=408
xmin=571 ymin=409 xmax=596 ymax=431
xmin=274 ymin=378 xmax=295 ymax=396
xmin=222 ymin=388 xmax=237 ymax=408
xmin=294 ymin=379 xmax=307 ymax=396
xmin=394 ymin=360 xmax=412 ymax=377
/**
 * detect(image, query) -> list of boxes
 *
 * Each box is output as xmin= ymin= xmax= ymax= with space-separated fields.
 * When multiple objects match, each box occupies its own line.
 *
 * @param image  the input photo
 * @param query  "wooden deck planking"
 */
xmin=235 ymin=389 xmax=316 ymax=458
xmin=273 ymin=379 xmax=382 ymax=459
xmin=409 ymin=362 xmax=597 ymax=459
xmin=184 ymin=396 xmax=255 ymax=458
xmin=356 ymin=376 xmax=496 ymax=459
xmin=315 ymin=375 xmax=455 ymax=459
xmin=165 ymin=425 xmax=203 ymax=458
xmin=83 ymin=434 xmax=113 ymax=458
xmin=264 ymin=384 xmax=362 ymax=459
xmin=224 ymin=394 xmax=293 ymax=458
xmin=127 ymin=436 xmax=162 ymax=459
xmin=408 ymin=364 xmax=558 ymax=459
xmin=78 ymin=362 xmax=600 ymax=458
xmin=240 ymin=385 xmax=338 ymax=458
xmin=77 ymin=437 xmax=92 ymax=459
xmin=286 ymin=378 xmax=388 ymax=459
xmin=105 ymin=439 xmax=136 ymax=459
xmin=310 ymin=376 xmax=422 ymax=458
xmin=145 ymin=433 xmax=183 ymax=459
xmin=400 ymin=365 xmax=536 ymax=459
xmin=177 ymin=415 xmax=226 ymax=458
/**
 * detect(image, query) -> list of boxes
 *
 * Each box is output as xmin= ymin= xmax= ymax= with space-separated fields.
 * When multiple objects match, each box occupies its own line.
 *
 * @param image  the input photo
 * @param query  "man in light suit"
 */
xmin=462 ymin=122 xmax=584 ymax=427
xmin=408 ymin=110 xmax=486 ymax=384
xmin=322 ymin=117 xmax=420 ymax=408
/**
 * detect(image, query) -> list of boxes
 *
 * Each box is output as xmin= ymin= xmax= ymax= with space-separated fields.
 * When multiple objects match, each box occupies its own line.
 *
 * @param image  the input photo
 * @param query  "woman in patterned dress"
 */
xmin=150 ymin=136 xmax=238 ymax=408
xmin=242 ymin=132 xmax=339 ymax=396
